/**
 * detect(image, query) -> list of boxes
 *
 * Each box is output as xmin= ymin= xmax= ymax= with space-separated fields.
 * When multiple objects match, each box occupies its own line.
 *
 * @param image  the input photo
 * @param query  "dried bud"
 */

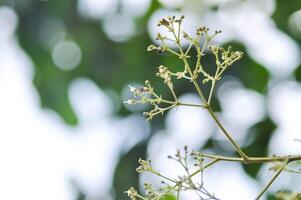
xmin=157 ymin=46 xmax=166 ymax=54
xmin=140 ymin=87 xmax=150 ymax=93
xmin=183 ymin=31 xmax=189 ymax=38
xmin=197 ymin=26 xmax=208 ymax=34
xmin=158 ymin=18 xmax=170 ymax=26
xmin=156 ymin=33 xmax=164 ymax=40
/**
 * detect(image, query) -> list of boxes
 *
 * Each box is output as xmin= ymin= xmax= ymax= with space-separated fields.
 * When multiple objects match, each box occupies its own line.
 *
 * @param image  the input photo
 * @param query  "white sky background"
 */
xmin=0 ymin=6 xmax=149 ymax=200
xmin=0 ymin=0 xmax=301 ymax=199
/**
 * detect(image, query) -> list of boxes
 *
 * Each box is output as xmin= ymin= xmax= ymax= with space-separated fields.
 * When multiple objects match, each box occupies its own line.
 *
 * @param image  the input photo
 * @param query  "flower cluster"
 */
xmin=276 ymin=191 xmax=301 ymax=200
xmin=136 ymin=158 xmax=156 ymax=173
xmin=124 ymin=81 xmax=154 ymax=105
xmin=124 ymin=80 xmax=177 ymax=121
xmin=156 ymin=65 xmax=173 ymax=89
xmin=125 ymin=15 xmax=243 ymax=121
xmin=125 ymin=15 xmax=301 ymax=200
xmin=126 ymin=147 xmax=219 ymax=200
xmin=125 ymin=187 xmax=139 ymax=200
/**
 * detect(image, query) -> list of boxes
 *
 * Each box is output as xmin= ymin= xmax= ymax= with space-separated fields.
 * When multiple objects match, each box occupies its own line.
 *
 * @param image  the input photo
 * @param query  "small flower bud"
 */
xmin=125 ymin=187 xmax=138 ymax=200
xmin=147 ymin=44 xmax=156 ymax=51
xmin=183 ymin=31 xmax=188 ymax=38
xmin=159 ymin=18 xmax=170 ymax=26
xmin=202 ymin=78 xmax=209 ymax=84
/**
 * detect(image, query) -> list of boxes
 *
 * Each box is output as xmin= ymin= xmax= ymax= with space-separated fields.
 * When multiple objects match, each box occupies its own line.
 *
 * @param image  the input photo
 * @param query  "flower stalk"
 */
xmin=125 ymin=16 xmax=301 ymax=199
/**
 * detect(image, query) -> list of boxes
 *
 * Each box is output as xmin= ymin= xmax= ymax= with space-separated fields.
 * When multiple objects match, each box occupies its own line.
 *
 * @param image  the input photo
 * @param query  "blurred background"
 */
xmin=0 ymin=0 xmax=301 ymax=199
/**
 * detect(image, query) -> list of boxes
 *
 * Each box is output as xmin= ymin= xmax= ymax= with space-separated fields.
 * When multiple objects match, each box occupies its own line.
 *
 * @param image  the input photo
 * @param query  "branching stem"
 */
xmin=255 ymin=160 xmax=288 ymax=200
xmin=127 ymin=17 xmax=301 ymax=200
xmin=206 ymin=106 xmax=249 ymax=161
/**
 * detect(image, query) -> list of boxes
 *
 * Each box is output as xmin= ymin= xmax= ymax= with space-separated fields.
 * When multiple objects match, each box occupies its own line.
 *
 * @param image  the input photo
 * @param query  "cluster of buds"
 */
xmin=167 ymin=146 xmax=188 ymax=162
xmin=209 ymin=45 xmax=244 ymax=69
xmin=190 ymin=151 xmax=205 ymax=167
xmin=156 ymin=16 xmax=185 ymax=45
xmin=157 ymin=15 xmax=185 ymax=28
xmin=219 ymin=46 xmax=244 ymax=67
xmin=167 ymin=147 xmax=205 ymax=168
xmin=124 ymin=80 xmax=157 ymax=106
xmin=147 ymin=44 xmax=167 ymax=54
xmin=142 ymin=107 xmax=161 ymax=121
xmin=182 ymin=25 xmax=221 ymax=44
xmin=206 ymin=45 xmax=243 ymax=83
xmin=136 ymin=158 xmax=156 ymax=173
xmin=125 ymin=187 xmax=138 ymax=200
xmin=156 ymin=65 xmax=173 ymax=89
xmin=125 ymin=79 xmax=179 ymax=121
xmin=126 ymin=146 xmax=217 ymax=200
xmin=143 ymin=183 xmax=157 ymax=199
xmin=196 ymin=26 xmax=209 ymax=36
xmin=142 ymin=101 xmax=177 ymax=121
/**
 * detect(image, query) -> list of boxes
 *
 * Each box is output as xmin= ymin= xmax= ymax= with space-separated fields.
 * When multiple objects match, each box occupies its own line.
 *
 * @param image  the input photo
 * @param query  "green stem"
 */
xmin=190 ymin=159 xmax=220 ymax=177
xmin=154 ymin=171 xmax=177 ymax=183
xmin=206 ymin=106 xmax=249 ymax=161
xmin=169 ymin=85 xmax=178 ymax=101
xmin=178 ymin=45 xmax=208 ymax=105
xmin=255 ymin=160 xmax=288 ymax=200
xmin=178 ymin=102 xmax=206 ymax=108
xmin=201 ymin=153 xmax=301 ymax=164
xmin=171 ymin=26 xmax=249 ymax=161
xmin=207 ymin=79 xmax=216 ymax=105
xmin=157 ymin=98 xmax=206 ymax=108
xmin=208 ymin=60 xmax=220 ymax=105
xmin=178 ymin=39 xmax=248 ymax=161
xmin=191 ymin=79 xmax=208 ymax=105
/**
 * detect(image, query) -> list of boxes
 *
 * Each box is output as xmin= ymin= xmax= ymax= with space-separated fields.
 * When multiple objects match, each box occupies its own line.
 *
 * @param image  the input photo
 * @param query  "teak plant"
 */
xmin=124 ymin=16 xmax=301 ymax=200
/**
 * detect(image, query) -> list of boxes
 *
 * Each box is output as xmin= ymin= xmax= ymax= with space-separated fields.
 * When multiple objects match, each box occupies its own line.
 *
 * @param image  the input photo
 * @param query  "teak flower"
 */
xmin=125 ymin=16 xmax=301 ymax=200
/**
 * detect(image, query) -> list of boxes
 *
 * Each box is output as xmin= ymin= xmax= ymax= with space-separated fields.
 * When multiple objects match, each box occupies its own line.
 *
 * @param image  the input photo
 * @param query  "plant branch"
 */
xmin=206 ymin=106 xmax=249 ymax=161
xmin=201 ymin=153 xmax=301 ymax=164
xmin=255 ymin=160 xmax=288 ymax=200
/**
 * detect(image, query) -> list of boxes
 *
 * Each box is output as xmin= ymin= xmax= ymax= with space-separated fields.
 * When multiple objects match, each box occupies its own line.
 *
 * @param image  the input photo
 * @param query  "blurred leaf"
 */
xmin=272 ymin=0 xmax=301 ymax=38
xmin=113 ymin=142 xmax=147 ymax=200
xmin=14 ymin=0 xmax=167 ymax=123
xmin=294 ymin=64 xmax=301 ymax=82
xmin=242 ymin=118 xmax=276 ymax=177
xmin=163 ymin=194 xmax=176 ymax=200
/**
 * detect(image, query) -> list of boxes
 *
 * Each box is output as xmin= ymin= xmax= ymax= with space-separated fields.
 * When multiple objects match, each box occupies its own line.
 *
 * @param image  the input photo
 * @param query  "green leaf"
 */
xmin=113 ymin=142 xmax=147 ymax=200
xmin=242 ymin=118 xmax=276 ymax=177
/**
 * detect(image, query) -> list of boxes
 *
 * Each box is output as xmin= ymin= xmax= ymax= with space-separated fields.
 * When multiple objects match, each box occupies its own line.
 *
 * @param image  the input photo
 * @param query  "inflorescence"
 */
xmin=124 ymin=16 xmax=301 ymax=200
